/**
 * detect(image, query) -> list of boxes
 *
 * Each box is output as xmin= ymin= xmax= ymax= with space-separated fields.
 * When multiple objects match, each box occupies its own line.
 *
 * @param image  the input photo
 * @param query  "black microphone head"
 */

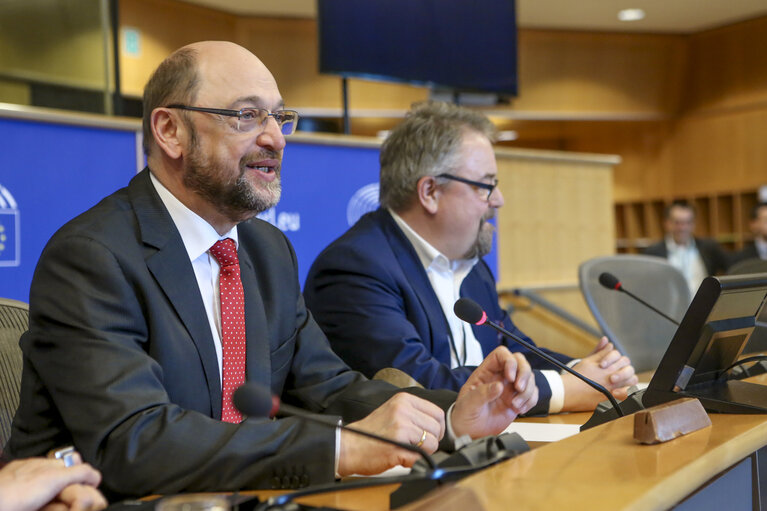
xmin=233 ymin=383 xmax=276 ymax=418
xmin=454 ymin=298 xmax=487 ymax=325
xmin=598 ymin=272 xmax=622 ymax=291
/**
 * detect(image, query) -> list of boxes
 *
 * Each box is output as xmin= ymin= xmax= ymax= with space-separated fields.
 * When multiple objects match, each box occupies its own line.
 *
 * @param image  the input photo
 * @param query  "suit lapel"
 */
xmin=129 ymin=169 xmax=223 ymax=417
xmin=377 ymin=210 xmax=454 ymax=364
xmin=235 ymin=241 xmax=271 ymax=389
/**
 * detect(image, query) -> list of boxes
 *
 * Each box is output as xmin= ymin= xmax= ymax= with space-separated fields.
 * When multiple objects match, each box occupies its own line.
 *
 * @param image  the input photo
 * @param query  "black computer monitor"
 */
xmin=643 ymin=274 xmax=767 ymax=413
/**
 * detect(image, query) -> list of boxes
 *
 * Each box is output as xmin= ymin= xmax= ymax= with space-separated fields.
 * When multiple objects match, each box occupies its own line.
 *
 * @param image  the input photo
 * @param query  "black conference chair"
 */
xmin=579 ymin=255 xmax=690 ymax=373
xmin=0 ymin=297 xmax=28 ymax=447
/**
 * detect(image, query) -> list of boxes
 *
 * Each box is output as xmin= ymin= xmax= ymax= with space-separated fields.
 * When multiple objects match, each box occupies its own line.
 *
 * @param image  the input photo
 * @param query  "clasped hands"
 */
xmin=337 ymin=346 xmax=537 ymax=476
xmin=0 ymin=451 xmax=106 ymax=511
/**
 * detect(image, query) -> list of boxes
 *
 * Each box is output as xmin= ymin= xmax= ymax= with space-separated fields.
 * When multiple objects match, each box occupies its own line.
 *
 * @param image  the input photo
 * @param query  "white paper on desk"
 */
xmin=503 ymin=422 xmax=581 ymax=442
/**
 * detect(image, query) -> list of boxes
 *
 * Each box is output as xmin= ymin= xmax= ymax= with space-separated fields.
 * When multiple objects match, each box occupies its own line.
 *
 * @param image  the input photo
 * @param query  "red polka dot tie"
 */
xmin=209 ymin=238 xmax=246 ymax=423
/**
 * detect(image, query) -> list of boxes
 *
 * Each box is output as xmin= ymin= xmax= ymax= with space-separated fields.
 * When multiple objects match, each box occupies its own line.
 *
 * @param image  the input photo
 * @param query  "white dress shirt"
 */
xmin=390 ymin=210 xmax=566 ymax=413
xmin=665 ymin=237 xmax=708 ymax=296
xmin=150 ymin=172 xmax=236 ymax=385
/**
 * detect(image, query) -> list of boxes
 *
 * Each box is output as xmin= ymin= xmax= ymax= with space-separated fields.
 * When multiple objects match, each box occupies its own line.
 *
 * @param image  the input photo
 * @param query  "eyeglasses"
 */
xmin=435 ymin=173 xmax=499 ymax=201
xmin=165 ymin=104 xmax=299 ymax=135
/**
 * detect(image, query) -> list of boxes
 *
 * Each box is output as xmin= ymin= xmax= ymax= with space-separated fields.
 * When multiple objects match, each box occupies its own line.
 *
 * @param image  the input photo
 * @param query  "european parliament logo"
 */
xmin=0 ymin=183 xmax=20 ymax=267
xmin=346 ymin=182 xmax=379 ymax=227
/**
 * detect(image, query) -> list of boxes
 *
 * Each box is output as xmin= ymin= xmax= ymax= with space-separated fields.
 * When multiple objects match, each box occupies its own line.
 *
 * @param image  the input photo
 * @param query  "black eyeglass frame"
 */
xmin=435 ymin=173 xmax=499 ymax=201
xmin=165 ymin=104 xmax=299 ymax=135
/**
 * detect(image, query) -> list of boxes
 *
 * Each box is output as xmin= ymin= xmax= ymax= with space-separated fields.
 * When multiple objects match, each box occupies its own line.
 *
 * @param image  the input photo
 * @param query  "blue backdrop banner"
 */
xmin=0 ymin=117 xmax=497 ymax=303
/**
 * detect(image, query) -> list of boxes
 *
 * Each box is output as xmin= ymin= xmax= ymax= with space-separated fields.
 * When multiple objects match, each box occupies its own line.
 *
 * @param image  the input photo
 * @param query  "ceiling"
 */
xmin=179 ymin=0 xmax=767 ymax=34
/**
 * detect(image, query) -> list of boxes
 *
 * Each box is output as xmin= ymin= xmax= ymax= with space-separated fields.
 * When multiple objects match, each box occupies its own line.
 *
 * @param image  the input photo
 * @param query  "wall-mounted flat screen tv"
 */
xmin=318 ymin=0 xmax=518 ymax=97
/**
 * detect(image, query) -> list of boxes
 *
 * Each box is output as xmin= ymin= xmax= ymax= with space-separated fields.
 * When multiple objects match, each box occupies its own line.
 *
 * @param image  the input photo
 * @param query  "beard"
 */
xmin=462 ymin=211 xmax=496 ymax=259
xmin=183 ymin=127 xmax=282 ymax=222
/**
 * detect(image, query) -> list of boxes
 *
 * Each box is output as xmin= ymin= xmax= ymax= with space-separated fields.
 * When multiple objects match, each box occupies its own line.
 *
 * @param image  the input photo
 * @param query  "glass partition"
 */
xmin=0 ymin=0 xmax=113 ymax=114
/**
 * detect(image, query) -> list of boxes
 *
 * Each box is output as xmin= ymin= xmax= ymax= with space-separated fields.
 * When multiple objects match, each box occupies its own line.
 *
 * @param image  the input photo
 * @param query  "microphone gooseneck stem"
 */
xmin=618 ymin=288 xmax=680 ymax=326
xmin=483 ymin=320 xmax=624 ymax=416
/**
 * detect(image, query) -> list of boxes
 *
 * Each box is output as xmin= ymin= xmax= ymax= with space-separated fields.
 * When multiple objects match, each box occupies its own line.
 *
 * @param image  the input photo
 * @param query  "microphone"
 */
xmin=598 ymin=271 xmax=680 ymax=326
xmin=453 ymin=298 xmax=624 ymax=417
xmin=233 ymin=383 xmax=438 ymax=470
xmin=233 ymin=383 xmax=528 ymax=509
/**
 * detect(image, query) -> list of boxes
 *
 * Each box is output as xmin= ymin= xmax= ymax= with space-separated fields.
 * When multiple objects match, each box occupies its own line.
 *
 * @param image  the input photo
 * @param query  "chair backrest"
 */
xmin=727 ymin=257 xmax=767 ymax=276
xmin=0 ymin=297 xmax=28 ymax=447
xmin=578 ymin=255 xmax=691 ymax=373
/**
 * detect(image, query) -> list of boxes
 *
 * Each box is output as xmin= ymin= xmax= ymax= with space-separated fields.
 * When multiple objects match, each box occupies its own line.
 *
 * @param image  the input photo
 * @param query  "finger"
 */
xmin=61 ymin=464 xmax=102 ymax=488
xmin=404 ymin=394 xmax=446 ymax=440
xmin=396 ymin=449 xmax=425 ymax=468
xmin=410 ymin=410 xmax=444 ymax=446
xmin=608 ymin=360 xmax=636 ymax=385
xmin=591 ymin=336 xmax=609 ymax=354
xmin=514 ymin=385 xmax=539 ymax=415
xmin=413 ymin=429 xmax=440 ymax=454
xmin=62 ymin=485 xmax=108 ymax=511
xmin=509 ymin=354 xmax=531 ymax=393
xmin=477 ymin=346 xmax=514 ymax=384
xmin=611 ymin=386 xmax=631 ymax=400
xmin=598 ymin=348 xmax=622 ymax=369
xmin=511 ymin=371 xmax=536 ymax=411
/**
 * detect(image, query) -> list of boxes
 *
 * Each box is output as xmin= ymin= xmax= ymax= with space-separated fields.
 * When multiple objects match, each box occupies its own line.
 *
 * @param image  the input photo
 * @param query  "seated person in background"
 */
xmin=733 ymin=202 xmax=767 ymax=263
xmin=0 ymin=453 xmax=106 ymax=511
xmin=643 ymin=200 xmax=730 ymax=295
xmin=6 ymin=42 xmax=537 ymax=499
xmin=304 ymin=101 xmax=637 ymax=415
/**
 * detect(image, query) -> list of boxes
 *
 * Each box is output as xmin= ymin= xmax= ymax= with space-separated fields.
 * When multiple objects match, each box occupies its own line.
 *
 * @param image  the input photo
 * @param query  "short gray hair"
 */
xmin=142 ymin=47 xmax=200 ymax=156
xmin=379 ymin=101 xmax=497 ymax=212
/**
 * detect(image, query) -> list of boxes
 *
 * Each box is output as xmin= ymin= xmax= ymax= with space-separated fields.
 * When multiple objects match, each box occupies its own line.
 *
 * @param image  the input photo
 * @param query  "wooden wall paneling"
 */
xmin=495 ymin=150 xmax=616 ymax=289
xmin=692 ymin=196 xmax=712 ymax=238
xmin=671 ymin=113 xmax=746 ymax=196
xmin=513 ymin=30 xmax=686 ymax=116
xmin=234 ymin=17 xmax=341 ymax=109
xmin=119 ymin=0 xmax=237 ymax=97
xmin=558 ymin=121 xmax=675 ymax=203
xmin=684 ymin=16 xmax=767 ymax=114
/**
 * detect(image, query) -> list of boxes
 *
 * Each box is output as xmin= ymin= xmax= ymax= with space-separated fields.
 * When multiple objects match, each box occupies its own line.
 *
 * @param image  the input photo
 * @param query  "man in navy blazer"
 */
xmin=305 ymin=101 xmax=637 ymax=415
xmin=6 ymin=43 xmax=538 ymax=498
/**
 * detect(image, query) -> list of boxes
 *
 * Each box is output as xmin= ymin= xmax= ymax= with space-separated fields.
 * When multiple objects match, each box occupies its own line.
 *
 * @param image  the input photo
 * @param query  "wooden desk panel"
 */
xmin=450 ymin=413 xmax=767 ymax=511
xmin=269 ymin=410 xmax=767 ymax=510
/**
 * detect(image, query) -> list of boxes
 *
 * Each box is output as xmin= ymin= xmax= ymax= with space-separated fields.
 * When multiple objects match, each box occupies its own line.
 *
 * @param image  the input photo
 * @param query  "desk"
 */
xmin=237 ymin=409 xmax=767 ymax=510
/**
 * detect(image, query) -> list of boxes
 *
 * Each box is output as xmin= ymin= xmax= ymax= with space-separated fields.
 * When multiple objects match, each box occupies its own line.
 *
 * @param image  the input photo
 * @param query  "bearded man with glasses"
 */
xmin=7 ymin=42 xmax=540 ymax=500
xmin=305 ymin=101 xmax=638 ymax=417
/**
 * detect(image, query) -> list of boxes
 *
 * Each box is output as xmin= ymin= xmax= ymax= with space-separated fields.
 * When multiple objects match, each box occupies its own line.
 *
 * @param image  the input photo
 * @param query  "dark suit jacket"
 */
xmin=732 ymin=242 xmax=761 ymax=264
xmin=642 ymin=237 xmax=730 ymax=276
xmin=304 ymin=209 xmax=573 ymax=415
xmin=6 ymin=170 xmax=454 ymax=498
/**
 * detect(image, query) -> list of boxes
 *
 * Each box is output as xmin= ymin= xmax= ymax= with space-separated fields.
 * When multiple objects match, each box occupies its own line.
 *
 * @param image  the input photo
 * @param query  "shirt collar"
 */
xmin=149 ymin=171 xmax=238 ymax=262
xmin=389 ymin=209 xmax=477 ymax=274
xmin=665 ymin=235 xmax=696 ymax=253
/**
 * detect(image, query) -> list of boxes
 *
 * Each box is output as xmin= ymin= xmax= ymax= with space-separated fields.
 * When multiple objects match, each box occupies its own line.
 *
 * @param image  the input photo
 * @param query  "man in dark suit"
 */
xmin=6 ymin=42 xmax=537 ymax=498
xmin=733 ymin=202 xmax=767 ymax=263
xmin=304 ymin=101 xmax=637 ymax=415
xmin=643 ymin=200 xmax=730 ymax=294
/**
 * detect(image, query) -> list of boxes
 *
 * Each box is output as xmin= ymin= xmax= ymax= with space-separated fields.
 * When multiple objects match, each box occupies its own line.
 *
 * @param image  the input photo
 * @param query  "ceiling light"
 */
xmin=618 ymin=8 xmax=645 ymax=22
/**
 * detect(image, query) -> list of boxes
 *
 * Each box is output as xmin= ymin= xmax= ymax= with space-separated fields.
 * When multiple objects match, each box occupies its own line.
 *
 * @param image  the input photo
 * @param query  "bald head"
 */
xmin=142 ymin=41 xmax=279 ymax=157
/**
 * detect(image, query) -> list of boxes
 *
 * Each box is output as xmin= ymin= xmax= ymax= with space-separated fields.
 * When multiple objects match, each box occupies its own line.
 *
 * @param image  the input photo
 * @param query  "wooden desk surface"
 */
xmin=240 ymin=410 xmax=766 ymax=511
xmin=227 ymin=373 xmax=767 ymax=510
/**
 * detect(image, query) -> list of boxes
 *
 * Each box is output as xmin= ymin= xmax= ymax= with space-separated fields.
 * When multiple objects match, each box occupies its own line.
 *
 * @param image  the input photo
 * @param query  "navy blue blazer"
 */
xmin=304 ymin=209 xmax=574 ymax=414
